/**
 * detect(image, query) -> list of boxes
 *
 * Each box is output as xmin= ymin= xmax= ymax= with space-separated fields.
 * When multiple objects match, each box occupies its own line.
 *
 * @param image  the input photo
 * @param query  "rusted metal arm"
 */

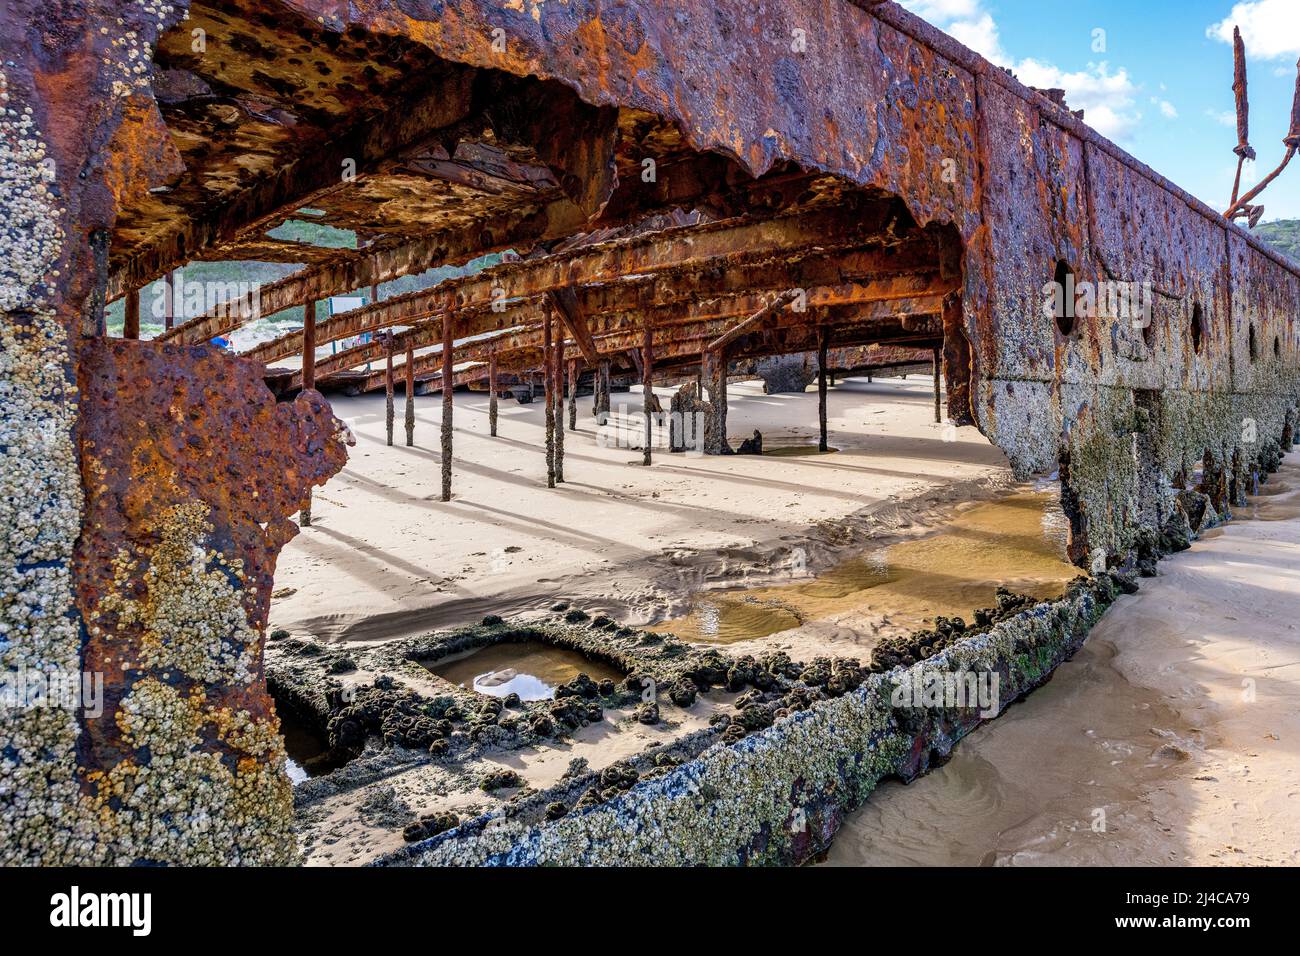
xmin=704 ymin=289 xmax=800 ymax=352
xmin=547 ymin=288 xmax=600 ymax=366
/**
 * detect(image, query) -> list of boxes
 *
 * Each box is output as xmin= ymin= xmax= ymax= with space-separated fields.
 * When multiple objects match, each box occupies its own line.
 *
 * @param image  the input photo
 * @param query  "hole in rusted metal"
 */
xmin=1191 ymin=301 xmax=1205 ymax=353
xmin=1052 ymin=259 xmax=1076 ymax=337
xmin=1249 ymin=323 xmax=1259 ymax=362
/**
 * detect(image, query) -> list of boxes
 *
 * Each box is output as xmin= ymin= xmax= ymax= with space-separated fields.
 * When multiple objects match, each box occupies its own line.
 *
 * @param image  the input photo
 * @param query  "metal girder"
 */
xmin=547 ymin=288 xmax=600 ymax=366
xmin=355 ymin=298 xmax=944 ymax=393
xmin=706 ymin=290 xmax=800 ymax=352
xmin=301 ymin=237 xmax=943 ymax=372
xmin=310 ymin=277 xmax=952 ymax=388
xmin=109 ymin=71 xmax=479 ymax=296
xmin=244 ymin=205 xmax=914 ymax=364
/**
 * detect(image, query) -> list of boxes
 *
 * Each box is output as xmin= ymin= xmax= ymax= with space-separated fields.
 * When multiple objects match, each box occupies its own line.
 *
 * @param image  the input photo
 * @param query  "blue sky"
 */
xmin=900 ymin=0 xmax=1300 ymax=220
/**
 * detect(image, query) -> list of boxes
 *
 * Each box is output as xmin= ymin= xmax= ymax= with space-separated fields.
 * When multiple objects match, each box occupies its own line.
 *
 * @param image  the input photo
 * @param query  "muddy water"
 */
xmin=277 ymin=705 xmax=349 ymax=784
xmin=661 ymin=490 xmax=1078 ymax=644
xmin=426 ymin=641 xmax=625 ymax=701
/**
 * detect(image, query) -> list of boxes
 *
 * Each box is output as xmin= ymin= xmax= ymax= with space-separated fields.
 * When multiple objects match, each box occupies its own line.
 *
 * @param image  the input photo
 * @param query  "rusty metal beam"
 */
xmin=489 ymin=349 xmax=499 ymax=437
xmin=404 ymin=341 xmax=415 ymax=446
xmin=111 ymin=72 xmax=479 ymax=295
xmin=544 ymin=302 xmax=556 ymax=488
xmin=547 ymin=288 xmax=600 ymax=366
xmin=359 ymin=305 xmax=942 ymax=393
xmin=306 ymin=277 xmax=951 ymax=387
xmin=156 ymin=199 xmax=588 ymax=346
xmin=300 ymin=299 xmax=317 ymax=527
xmin=440 ymin=311 xmax=454 ymax=501
xmin=705 ymin=289 xmax=799 ymax=352
xmin=241 ymin=206 xmax=893 ymax=364
xmin=122 ymin=287 xmax=140 ymax=340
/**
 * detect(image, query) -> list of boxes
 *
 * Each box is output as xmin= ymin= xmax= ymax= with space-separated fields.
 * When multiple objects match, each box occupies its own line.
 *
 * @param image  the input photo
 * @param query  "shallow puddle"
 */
xmin=1242 ymin=479 xmax=1300 ymax=521
xmin=425 ymin=640 xmax=625 ymax=701
xmin=277 ymin=704 xmax=349 ymax=783
xmin=660 ymin=490 xmax=1079 ymax=644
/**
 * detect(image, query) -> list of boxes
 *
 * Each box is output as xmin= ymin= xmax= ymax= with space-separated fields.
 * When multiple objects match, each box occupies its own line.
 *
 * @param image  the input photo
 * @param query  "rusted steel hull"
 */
xmin=4 ymin=0 xmax=1299 ymax=867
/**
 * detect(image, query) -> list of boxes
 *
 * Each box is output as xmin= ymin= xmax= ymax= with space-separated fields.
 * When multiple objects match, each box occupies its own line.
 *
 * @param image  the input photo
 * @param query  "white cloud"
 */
xmin=1208 ymin=1 xmax=1300 ymax=60
xmin=1011 ymin=59 xmax=1143 ymax=140
xmin=900 ymin=0 xmax=1144 ymax=142
xmin=1152 ymin=97 xmax=1179 ymax=119
xmin=945 ymin=13 xmax=1008 ymax=63
xmin=901 ymin=0 xmax=1009 ymax=63
xmin=1206 ymin=108 xmax=1237 ymax=127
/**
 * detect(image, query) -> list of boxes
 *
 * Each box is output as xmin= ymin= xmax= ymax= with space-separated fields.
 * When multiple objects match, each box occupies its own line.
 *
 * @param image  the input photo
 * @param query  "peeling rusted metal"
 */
xmin=72 ymin=339 xmax=347 ymax=859
xmin=10 ymin=0 xmax=1300 ymax=867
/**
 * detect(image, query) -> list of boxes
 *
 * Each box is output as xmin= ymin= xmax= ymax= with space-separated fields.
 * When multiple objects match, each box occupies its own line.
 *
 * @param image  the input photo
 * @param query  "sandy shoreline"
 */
xmin=274 ymin=377 xmax=1300 ymax=867
xmin=270 ymin=376 xmax=1012 ymax=644
xmin=824 ymin=453 xmax=1300 ymax=867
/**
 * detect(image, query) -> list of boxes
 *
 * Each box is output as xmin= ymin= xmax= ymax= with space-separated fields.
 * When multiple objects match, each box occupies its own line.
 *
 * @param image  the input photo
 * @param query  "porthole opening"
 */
xmin=1141 ymin=303 xmax=1155 ymax=348
xmin=1191 ymin=302 xmax=1205 ymax=353
xmin=1052 ymin=259 xmax=1076 ymax=337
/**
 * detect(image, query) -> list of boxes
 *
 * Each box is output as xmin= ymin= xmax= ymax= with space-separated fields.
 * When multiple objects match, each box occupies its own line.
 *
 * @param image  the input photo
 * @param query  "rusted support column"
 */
xmin=405 ymin=341 xmax=415 ymax=446
xmin=163 ymin=270 xmax=175 ymax=331
xmin=703 ymin=348 xmax=730 ymax=455
xmin=123 ymin=286 xmax=140 ymax=340
xmin=384 ymin=343 xmax=395 ymax=446
xmin=818 ymin=326 xmax=829 ymax=453
xmin=940 ymin=292 xmax=974 ymax=426
xmin=441 ymin=312 xmax=453 ymax=502
xmin=554 ymin=332 xmax=565 ymax=482
xmin=593 ymin=359 xmax=611 ymax=417
xmin=567 ymin=358 xmax=578 ymax=431
xmin=544 ymin=303 xmax=556 ymax=488
xmin=301 ymin=298 xmax=317 ymax=526
xmin=489 ymin=348 xmax=499 ymax=437
xmin=642 ymin=326 xmax=654 ymax=466
xmin=932 ymin=346 xmax=942 ymax=424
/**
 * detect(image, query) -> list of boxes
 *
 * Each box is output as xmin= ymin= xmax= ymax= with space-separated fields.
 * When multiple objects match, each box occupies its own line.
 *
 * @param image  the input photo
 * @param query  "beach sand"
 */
xmin=269 ymin=376 xmax=1013 ymax=645
xmin=273 ymin=376 xmax=1300 ymax=867
xmin=823 ymin=453 xmax=1300 ymax=866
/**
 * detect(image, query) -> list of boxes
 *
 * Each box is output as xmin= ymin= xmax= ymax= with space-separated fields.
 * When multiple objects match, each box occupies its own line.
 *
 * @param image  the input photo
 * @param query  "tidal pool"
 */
xmin=276 ymin=703 xmax=350 ymax=783
xmin=425 ymin=640 xmax=625 ymax=701
xmin=660 ymin=490 xmax=1079 ymax=644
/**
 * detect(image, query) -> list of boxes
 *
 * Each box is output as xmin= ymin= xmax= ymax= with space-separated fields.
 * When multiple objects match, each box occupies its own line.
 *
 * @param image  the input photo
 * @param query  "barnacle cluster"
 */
xmin=97 ymin=500 xmax=256 ymax=685
xmin=0 ymin=66 xmax=88 ymax=865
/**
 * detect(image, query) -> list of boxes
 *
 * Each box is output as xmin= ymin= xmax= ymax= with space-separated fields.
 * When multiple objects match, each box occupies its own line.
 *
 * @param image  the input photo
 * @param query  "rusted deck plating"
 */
xmin=1 ymin=0 xmax=1297 ymax=864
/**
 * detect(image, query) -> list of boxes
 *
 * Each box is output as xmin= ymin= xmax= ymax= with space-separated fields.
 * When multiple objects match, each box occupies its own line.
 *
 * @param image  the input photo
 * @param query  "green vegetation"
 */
xmin=1252 ymin=219 xmax=1300 ymax=264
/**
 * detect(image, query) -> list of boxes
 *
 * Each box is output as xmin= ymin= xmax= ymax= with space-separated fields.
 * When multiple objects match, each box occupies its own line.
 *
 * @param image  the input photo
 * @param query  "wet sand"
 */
xmin=279 ymin=375 xmax=1027 ymax=865
xmin=660 ymin=488 xmax=1078 ymax=654
xmin=823 ymin=452 xmax=1300 ymax=867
